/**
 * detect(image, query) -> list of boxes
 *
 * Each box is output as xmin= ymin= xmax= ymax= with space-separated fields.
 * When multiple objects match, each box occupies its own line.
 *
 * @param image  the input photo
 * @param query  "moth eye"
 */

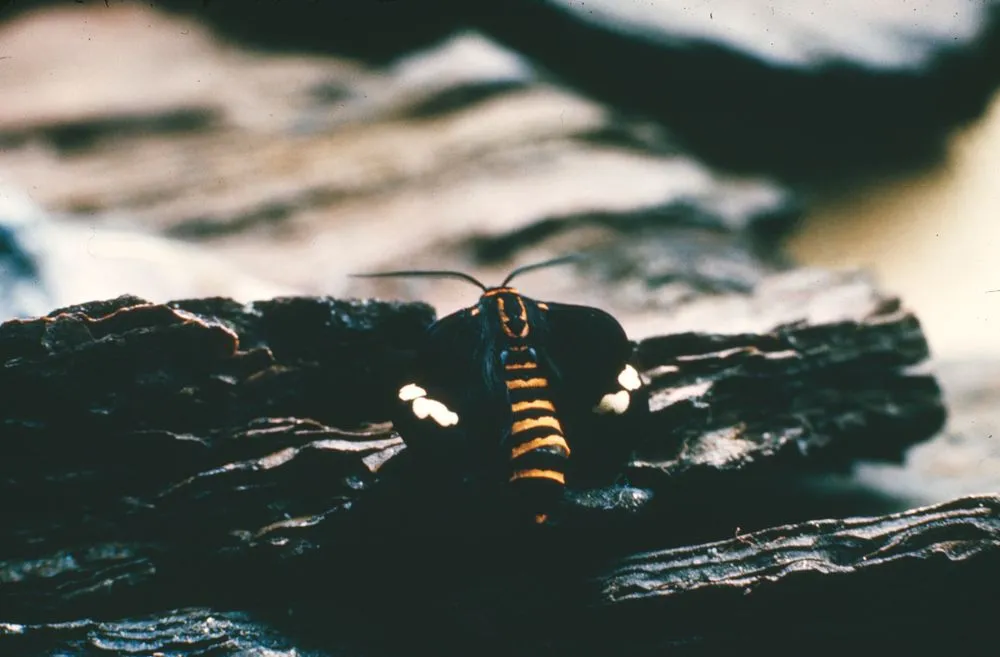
xmin=398 ymin=383 xmax=427 ymax=401
xmin=617 ymin=365 xmax=642 ymax=392
xmin=411 ymin=396 xmax=460 ymax=427
xmin=593 ymin=390 xmax=630 ymax=415
xmin=528 ymin=347 xmax=538 ymax=360
xmin=499 ymin=350 xmax=510 ymax=365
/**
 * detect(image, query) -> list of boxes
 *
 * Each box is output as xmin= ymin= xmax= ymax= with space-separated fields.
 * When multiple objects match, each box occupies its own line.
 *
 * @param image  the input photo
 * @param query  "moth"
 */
xmin=355 ymin=257 xmax=645 ymax=525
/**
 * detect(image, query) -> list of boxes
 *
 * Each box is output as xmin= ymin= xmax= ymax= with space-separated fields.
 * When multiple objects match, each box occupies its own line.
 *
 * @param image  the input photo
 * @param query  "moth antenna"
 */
xmin=351 ymin=269 xmax=488 ymax=292
xmin=501 ymin=254 xmax=582 ymax=287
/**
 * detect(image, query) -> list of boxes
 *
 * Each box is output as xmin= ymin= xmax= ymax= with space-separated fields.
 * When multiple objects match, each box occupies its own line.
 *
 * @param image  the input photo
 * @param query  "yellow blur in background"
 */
xmin=791 ymin=89 xmax=1000 ymax=360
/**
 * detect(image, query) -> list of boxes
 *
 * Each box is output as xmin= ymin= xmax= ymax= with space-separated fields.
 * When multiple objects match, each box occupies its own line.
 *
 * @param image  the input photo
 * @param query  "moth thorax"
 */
xmin=494 ymin=292 xmax=529 ymax=339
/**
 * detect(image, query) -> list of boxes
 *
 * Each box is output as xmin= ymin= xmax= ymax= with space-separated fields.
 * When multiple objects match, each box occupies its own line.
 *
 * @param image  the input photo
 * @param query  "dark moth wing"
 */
xmin=392 ymin=307 xmax=506 ymax=472
xmin=419 ymin=307 xmax=507 ymax=408
xmin=535 ymin=300 xmax=633 ymax=405
xmin=532 ymin=299 xmax=640 ymax=488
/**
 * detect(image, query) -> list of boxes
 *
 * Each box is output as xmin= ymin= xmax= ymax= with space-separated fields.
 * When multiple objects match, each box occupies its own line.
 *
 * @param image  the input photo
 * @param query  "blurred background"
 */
xmin=1 ymin=0 xmax=998 ymax=503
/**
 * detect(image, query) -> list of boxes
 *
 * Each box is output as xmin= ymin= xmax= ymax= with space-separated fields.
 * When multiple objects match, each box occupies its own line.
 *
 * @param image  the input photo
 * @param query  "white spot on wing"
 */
xmin=398 ymin=383 xmax=427 ymax=401
xmin=411 ymin=397 xmax=433 ymax=419
xmin=617 ymin=365 xmax=642 ymax=391
xmin=594 ymin=390 xmax=630 ymax=415
xmin=411 ymin=397 xmax=459 ymax=427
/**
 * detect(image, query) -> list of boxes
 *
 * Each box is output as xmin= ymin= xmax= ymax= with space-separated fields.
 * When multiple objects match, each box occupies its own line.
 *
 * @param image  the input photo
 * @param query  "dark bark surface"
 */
xmin=586 ymin=494 xmax=1000 ymax=656
xmin=0 ymin=268 xmax=963 ymax=655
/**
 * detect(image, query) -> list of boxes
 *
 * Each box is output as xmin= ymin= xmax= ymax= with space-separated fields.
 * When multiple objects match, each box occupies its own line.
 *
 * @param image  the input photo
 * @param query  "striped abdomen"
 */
xmin=501 ymin=346 xmax=570 ymax=511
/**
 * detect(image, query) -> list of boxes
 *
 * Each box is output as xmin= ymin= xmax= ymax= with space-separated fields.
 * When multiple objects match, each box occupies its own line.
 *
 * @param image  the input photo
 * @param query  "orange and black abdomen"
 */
xmin=503 ymin=347 xmax=570 ymax=522
xmin=492 ymin=291 xmax=570 ymax=522
xmin=503 ymin=346 xmax=570 ymax=484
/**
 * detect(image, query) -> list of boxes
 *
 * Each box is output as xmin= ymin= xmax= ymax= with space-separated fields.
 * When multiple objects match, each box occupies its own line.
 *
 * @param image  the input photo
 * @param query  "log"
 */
xmin=0 ymin=269 xmax=944 ymax=628
xmin=2 ymin=496 xmax=997 ymax=656
xmin=589 ymin=494 xmax=1000 ymax=655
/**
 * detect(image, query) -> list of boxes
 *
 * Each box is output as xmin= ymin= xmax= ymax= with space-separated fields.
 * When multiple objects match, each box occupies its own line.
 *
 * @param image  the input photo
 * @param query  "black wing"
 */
xmin=531 ymin=300 xmax=641 ymax=487
xmin=391 ymin=308 xmax=507 ymax=477
xmin=534 ymin=301 xmax=633 ymax=406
